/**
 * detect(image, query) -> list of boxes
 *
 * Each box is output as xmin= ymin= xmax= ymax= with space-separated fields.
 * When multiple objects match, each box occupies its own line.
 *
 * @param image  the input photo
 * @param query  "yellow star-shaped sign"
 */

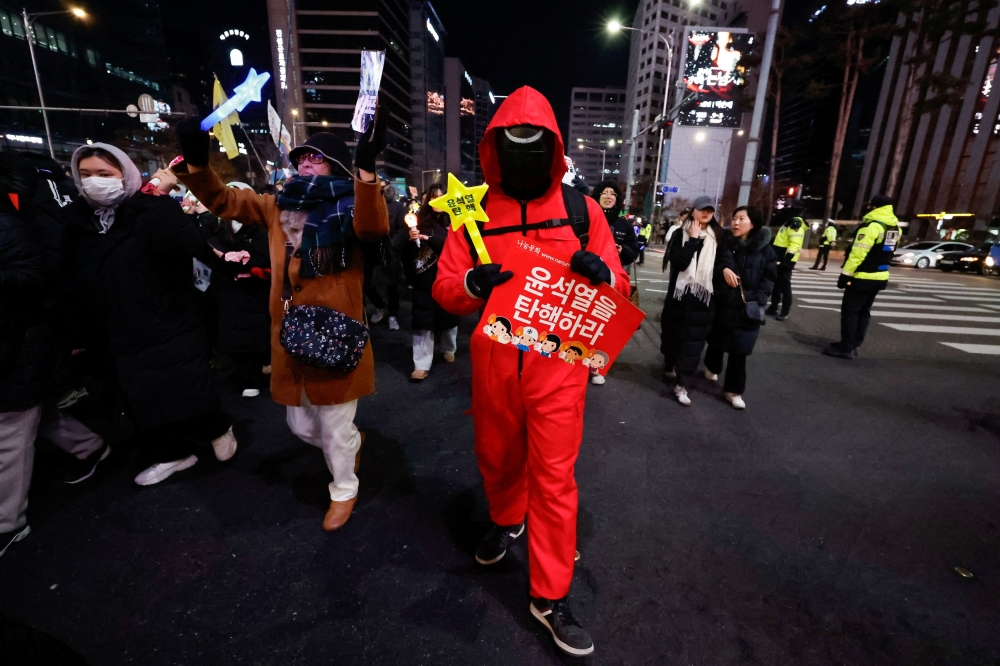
xmin=429 ymin=172 xmax=492 ymax=264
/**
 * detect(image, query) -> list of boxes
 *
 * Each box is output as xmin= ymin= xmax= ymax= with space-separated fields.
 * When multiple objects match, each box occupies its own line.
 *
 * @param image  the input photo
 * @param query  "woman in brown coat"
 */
xmin=171 ymin=115 xmax=389 ymax=531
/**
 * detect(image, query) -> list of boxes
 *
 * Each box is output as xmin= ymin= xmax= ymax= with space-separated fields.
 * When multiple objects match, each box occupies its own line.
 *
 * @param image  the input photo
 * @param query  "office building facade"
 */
xmin=567 ymin=87 xmax=626 ymax=186
xmin=409 ymin=1 xmax=446 ymax=192
xmin=267 ymin=0 xmax=413 ymax=179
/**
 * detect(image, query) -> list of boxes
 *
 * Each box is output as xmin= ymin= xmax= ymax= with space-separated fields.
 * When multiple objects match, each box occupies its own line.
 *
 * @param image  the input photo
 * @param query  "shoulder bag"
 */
xmin=279 ymin=241 xmax=369 ymax=372
xmin=739 ymin=282 xmax=765 ymax=324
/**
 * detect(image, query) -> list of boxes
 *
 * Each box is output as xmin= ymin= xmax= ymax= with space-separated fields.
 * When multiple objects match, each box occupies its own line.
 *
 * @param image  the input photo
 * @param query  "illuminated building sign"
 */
xmin=464 ymin=71 xmax=473 ymax=86
xmin=426 ymin=18 xmax=439 ymax=42
xmin=6 ymin=133 xmax=43 ymax=144
xmin=220 ymin=29 xmax=249 ymax=40
xmin=427 ymin=91 xmax=444 ymax=115
xmin=275 ymin=29 xmax=287 ymax=90
xmin=461 ymin=97 xmax=475 ymax=116
xmin=678 ymin=29 xmax=754 ymax=128
xmin=488 ymin=91 xmax=495 ymax=104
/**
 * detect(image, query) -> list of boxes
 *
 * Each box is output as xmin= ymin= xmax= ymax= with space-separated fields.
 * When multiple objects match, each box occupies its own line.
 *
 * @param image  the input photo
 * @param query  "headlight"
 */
xmin=987 ymin=256 xmax=995 ymax=267
xmin=902 ymin=252 xmax=914 ymax=258
xmin=936 ymin=254 xmax=944 ymax=259
xmin=961 ymin=257 xmax=977 ymax=262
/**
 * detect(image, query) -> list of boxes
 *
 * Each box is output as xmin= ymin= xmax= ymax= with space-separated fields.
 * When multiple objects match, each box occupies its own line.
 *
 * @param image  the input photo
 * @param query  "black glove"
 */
xmin=571 ymin=250 xmax=612 ymax=286
xmin=783 ymin=251 xmax=796 ymax=264
xmin=465 ymin=263 xmax=513 ymax=300
xmin=175 ymin=117 xmax=211 ymax=168
xmin=354 ymin=99 xmax=388 ymax=173
xmin=837 ymin=274 xmax=850 ymax=289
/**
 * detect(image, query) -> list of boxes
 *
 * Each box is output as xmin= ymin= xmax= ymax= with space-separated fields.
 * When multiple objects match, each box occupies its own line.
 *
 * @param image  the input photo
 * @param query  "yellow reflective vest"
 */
xmin=773 ymin=218 xmax=806 ymax=262
xmin=843 ymin=205 xmax=900 ymax=285
xmin=822 ymin=225 xmax=837 ymax=246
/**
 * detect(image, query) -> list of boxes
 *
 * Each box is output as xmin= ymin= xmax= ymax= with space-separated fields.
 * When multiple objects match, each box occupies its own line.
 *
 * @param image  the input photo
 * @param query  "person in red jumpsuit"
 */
xmin=433 ymin=86 xmax=629 ymax=657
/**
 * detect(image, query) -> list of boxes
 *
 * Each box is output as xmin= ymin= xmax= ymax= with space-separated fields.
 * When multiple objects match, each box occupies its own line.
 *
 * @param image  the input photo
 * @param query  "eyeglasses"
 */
xmin=295 ymin=151 xmax=325 ymax=166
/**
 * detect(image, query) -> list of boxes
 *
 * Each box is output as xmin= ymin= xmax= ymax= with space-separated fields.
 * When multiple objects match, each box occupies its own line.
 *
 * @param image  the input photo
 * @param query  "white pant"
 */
xmin=412 ymin=327 xmax=458 ymax=371
xmin=286 ymin=395 xmax=361 ymax=502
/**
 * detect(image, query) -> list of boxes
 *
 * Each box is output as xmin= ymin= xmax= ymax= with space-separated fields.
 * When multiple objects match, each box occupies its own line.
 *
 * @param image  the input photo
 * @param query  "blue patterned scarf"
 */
xmin=277 ymin=175 xmax=355 ymax=278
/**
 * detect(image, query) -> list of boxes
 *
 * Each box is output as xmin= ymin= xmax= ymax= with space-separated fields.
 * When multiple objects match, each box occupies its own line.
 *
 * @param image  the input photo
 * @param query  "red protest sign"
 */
xmin=476 ymin=239 xmax=645 ymax=375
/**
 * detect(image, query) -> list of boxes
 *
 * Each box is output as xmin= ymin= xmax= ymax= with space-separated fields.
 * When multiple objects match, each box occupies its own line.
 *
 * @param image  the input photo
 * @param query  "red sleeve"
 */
xmin=584 ymin=198 xmax=630 ymax=298
xmin=432 ymin=225 xmax=482 ymax=316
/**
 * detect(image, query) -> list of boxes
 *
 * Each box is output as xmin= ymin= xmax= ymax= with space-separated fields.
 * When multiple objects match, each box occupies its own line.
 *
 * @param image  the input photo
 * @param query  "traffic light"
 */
xmin=787 ymin=185 xmax=801 ymax=199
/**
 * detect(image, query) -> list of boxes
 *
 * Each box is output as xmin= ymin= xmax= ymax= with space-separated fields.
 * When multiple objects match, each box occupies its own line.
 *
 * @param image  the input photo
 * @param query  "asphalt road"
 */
xmin=3 ymin=253 xmax=1000 ymax=665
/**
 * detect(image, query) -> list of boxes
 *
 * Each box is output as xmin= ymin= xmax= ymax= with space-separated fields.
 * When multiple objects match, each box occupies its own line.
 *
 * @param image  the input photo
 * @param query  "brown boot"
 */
xmin=322 ymin=496 xmax=357 ymax=532
xmin=355 ymin=431 xmax=365 ymax=474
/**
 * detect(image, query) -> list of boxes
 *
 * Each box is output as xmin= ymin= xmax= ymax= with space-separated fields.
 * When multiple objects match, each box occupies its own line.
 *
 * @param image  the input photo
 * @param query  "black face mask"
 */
xmin=495 ymin=125 xmax=555 ymax=201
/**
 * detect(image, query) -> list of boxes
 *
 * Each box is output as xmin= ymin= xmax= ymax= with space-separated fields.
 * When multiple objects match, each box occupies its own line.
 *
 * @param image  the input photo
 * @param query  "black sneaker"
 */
xmin=852 ymin=347 xmax=859 ymax=357
xmin=474 ymin=521 xmax=524 ymax=565
xmin=0 ymin=525 xmax=30 ymax=558
xmin=822 ymin=344 xmax=853 ymax=359
xmin=776 ymin=313 xmax=789 ymax=321
xmin=530 ymin=596 xmax=594 ymax=656
xmin=765 ymin=307 xmax=778 ymax=316
xmin=63 ymin=444 xmax=111 ymax=485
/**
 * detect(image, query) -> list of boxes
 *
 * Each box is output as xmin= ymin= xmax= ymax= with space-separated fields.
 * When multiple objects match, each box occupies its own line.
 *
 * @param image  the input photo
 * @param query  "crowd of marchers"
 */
xmin=0 ymin=86 xmax=900 ymax=659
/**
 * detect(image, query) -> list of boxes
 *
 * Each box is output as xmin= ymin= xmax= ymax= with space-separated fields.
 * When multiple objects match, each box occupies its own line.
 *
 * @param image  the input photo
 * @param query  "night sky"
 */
xmin=162 ymin=0 xmax=639 ymax=141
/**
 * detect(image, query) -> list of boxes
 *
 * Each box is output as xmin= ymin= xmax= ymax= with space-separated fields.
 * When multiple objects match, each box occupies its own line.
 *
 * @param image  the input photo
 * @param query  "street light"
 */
xmin=22 ymin=6 xmax=88 ymax=158
xmin=577 ymin=140 xmax=607 ymax=178
xmin=607 ymin=16 xmax=674 ymax=207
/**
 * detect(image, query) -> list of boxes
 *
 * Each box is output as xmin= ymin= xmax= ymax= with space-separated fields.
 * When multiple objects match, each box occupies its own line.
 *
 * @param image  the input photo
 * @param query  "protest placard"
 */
xmin=477 ymin=239 xmax=645 ymax=375
xmin=352 ymin=50 xmax=385 ymax=133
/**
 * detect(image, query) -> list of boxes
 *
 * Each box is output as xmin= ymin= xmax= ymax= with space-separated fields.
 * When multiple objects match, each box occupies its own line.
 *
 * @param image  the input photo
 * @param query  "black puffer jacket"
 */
xmin=708 ymin=226 xmax=777 ymax=356
xmin=394 ymin=212 xmax=458 ymax=332
xmin=208 ymin=222 xmax=271 ymax=354
xmin=659 ymin=221 xmax=735 ymax=373
xmin=59 ymin=193 xmax=220 ymax=431
xmin=0 ymin=211 xmax=57 ymax=412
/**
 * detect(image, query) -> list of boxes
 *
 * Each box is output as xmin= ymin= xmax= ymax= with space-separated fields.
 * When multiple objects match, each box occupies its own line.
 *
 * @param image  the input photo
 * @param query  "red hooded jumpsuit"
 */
xmin=432 ymin=87 xmax=630 ymax=600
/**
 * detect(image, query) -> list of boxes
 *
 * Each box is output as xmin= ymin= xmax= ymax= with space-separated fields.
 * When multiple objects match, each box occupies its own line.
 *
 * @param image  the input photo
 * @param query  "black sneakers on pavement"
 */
xmin=530 ymin=596 xmax=595 ymax=656
xmin=823 ymin=344 xmax=854 ymax=359
xmin=0 ymin=524 xmax=30 ymax=558
xmin=63 ymin=444 xmax=111 ymax=485
xmin=474 ymin=521 xmax=525 ymax=565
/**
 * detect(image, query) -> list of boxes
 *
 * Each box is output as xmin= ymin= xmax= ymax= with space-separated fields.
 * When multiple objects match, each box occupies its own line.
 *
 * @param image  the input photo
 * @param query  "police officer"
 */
xmin=810 ymin=221 xmax=838 ymax=270
xmin=636 ymin=218 xmax=652 ymax=266
xmin=765 ymin=215 xmax=805 ymax=321
xmin=823 ymin=194 xmax=900 ymax=359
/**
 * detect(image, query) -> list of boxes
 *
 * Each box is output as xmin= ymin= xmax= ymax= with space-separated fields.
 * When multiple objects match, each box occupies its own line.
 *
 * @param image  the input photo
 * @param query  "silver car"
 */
xmin=892 ymin=241 xmax=973 ymax=268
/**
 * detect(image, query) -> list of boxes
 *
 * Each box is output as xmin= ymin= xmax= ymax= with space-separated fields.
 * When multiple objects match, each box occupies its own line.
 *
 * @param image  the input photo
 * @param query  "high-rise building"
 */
xmin=444 ymin=56 xmax=476 ymax=183
xmin=567 ymin=87 xmax=626 ymax=185
xmin=266 ymin=0 xmax=413 ymax=179
xmin=409 ymin=1 xmax=446 ymax=192
xmin=0 ymin=0 xmax=170 ymax=162
xmin=855 ymin=5 xmax=1000 ymax=237
xmin=620 ymin=0 xmax=770 ymax=213
xmin=470 ymin=75 xmax=496 ymax=183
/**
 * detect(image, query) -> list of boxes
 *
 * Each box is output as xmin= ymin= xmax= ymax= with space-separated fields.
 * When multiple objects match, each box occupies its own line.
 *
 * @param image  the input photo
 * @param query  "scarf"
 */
xmin=668 ymin=222 xmax=717 ymax=306
xmin=276 ymin=175 xmax=355 ymax=278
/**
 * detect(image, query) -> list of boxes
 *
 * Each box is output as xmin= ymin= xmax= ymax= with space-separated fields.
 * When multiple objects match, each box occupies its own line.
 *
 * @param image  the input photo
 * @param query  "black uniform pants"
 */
xmin=838 ymin=287 xmax=880 ymax=351
xmin=769 ymin=261 xmax=795 ymax=314
xmin=364 ymin=262 xmax=400 ymax=315
xmin=704 ymin=345 xmax=748 ymax=395
xmin=135 ymin=410 xmax=232 ymax=464
xmin=812 ymin=246 xmax=830 ymax=269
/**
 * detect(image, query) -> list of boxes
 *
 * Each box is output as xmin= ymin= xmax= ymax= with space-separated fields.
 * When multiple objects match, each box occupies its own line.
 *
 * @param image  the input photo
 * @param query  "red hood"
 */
xmin=479 ymin=86 xmax=567 ymax=194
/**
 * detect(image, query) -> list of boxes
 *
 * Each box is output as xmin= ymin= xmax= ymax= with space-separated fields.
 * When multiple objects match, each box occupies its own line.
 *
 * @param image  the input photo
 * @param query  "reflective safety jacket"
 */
xmin=821 ymin=225 xmax=837 ymax=246
xmin=773 ymin=218 xmax=805 ymax=262
xmin=639 ymin=223 xmax=652 ymax=242
xmin=842 ymin=205 xmax=900 ymax=289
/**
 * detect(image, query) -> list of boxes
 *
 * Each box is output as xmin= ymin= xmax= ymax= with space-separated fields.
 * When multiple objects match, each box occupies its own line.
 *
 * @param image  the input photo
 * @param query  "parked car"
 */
xmin=938 ymin=242 xmax=996 ymax=274
xmin=892 ymin=241 xmax=973 ymax=268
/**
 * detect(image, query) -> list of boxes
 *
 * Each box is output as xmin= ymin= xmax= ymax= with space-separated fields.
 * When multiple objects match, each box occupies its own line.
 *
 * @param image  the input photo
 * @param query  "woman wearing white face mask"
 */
xmin=59 ymin=143 xmax=238 ymax=486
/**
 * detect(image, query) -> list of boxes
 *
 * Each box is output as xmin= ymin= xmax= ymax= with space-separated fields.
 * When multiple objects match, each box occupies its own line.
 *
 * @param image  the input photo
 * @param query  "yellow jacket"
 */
xmin=774 ymin=218 xmax=806 ymax=262
xmin=843 ymin=205 xmax=900 ymax=284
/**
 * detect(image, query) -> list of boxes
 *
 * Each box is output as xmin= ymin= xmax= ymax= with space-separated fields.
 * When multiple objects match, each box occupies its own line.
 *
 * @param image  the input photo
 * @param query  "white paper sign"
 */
xmin=351 ymin=50 xmax=385 ymax=133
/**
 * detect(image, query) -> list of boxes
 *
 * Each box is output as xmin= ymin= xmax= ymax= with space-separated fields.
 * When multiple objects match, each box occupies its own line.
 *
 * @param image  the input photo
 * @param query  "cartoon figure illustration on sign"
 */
xmin=512 ymin=326 xmax=539 ymax=351
xmin=559 ymin=341 xmax=588 ymax=365
xmin=534 ymin=332 xmax=561 ymax=357
xmin=584 ymin=350 xmax=609 ymax=374
xmin=483 ymin=314 xmax=513 ymax=344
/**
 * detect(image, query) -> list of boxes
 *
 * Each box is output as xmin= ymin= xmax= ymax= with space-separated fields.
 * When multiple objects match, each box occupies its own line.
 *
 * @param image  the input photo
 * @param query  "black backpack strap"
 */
xmin=561 ymin=183 xmax=590 ymax=252
xmin=461 ymin=185 xmax=592 ymax=265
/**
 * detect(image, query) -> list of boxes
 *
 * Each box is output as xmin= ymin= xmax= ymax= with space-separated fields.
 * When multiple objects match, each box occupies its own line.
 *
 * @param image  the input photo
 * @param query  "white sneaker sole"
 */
xmin=0 ymin=525 xmax=31 ymax=558
xmin=475 ymin=523 xmax=525 ymax=565
xmin=65 ymin=445 xmax=111 ymax=485
xmin=530 ymin=603 xmax=595 ymax=656
xmin=242 ymin=389 xmax=260 ymax=398
xmin=134 ymin=455 xmax=198 ymax=486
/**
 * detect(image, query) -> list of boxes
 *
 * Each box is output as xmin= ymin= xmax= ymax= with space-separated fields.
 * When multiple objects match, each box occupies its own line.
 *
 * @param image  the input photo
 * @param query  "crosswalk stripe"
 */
xmin=881 ymin=324 xmax=1000 ymax=335
xmin=792 ymin=290 xmax=944 ymax=302
xmin=927 ymin=294 xmax=1000 ymax=302
xmin=893 ymin=285 xmax=1000 ymax=294
xmin=798 ymin=305 xmax=1000 ymax=322
xmin=939 ymin=342 xmax=1000 ymax=355
xmin=799 ymin=299 xmax=989 ymax=312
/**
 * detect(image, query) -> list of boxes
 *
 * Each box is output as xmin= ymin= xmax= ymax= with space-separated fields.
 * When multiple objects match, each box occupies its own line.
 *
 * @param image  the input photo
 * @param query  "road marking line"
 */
xmin=793 ymin=291 xmax=944 ymax=302
xmin=645 ymin=288 xmax=669 ymax=293
xmin=927 ymin=295 xmax=1000 ymax=302
xmin=798 ymin=299 xmax=990 ymax=312
xmin=880 ymin=324 xmax=1000 ymax=335
xmin=798 ymin=305 xmax=1000 ymax=322
xmin=940 ymin=342 xmax=1000 ymax=355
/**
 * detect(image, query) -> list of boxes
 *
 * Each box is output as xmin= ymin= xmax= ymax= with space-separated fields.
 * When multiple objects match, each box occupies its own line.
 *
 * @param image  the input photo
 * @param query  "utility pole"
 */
xmin=653 ymin=29 xmax=675 ymax=206
xmin=737 ymin=0 xmax=783 ymax=206
xmin=23 ymin=8 xmax=55 ymax=159
xmin=624 ymin=109 xmax=639 ymax=211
